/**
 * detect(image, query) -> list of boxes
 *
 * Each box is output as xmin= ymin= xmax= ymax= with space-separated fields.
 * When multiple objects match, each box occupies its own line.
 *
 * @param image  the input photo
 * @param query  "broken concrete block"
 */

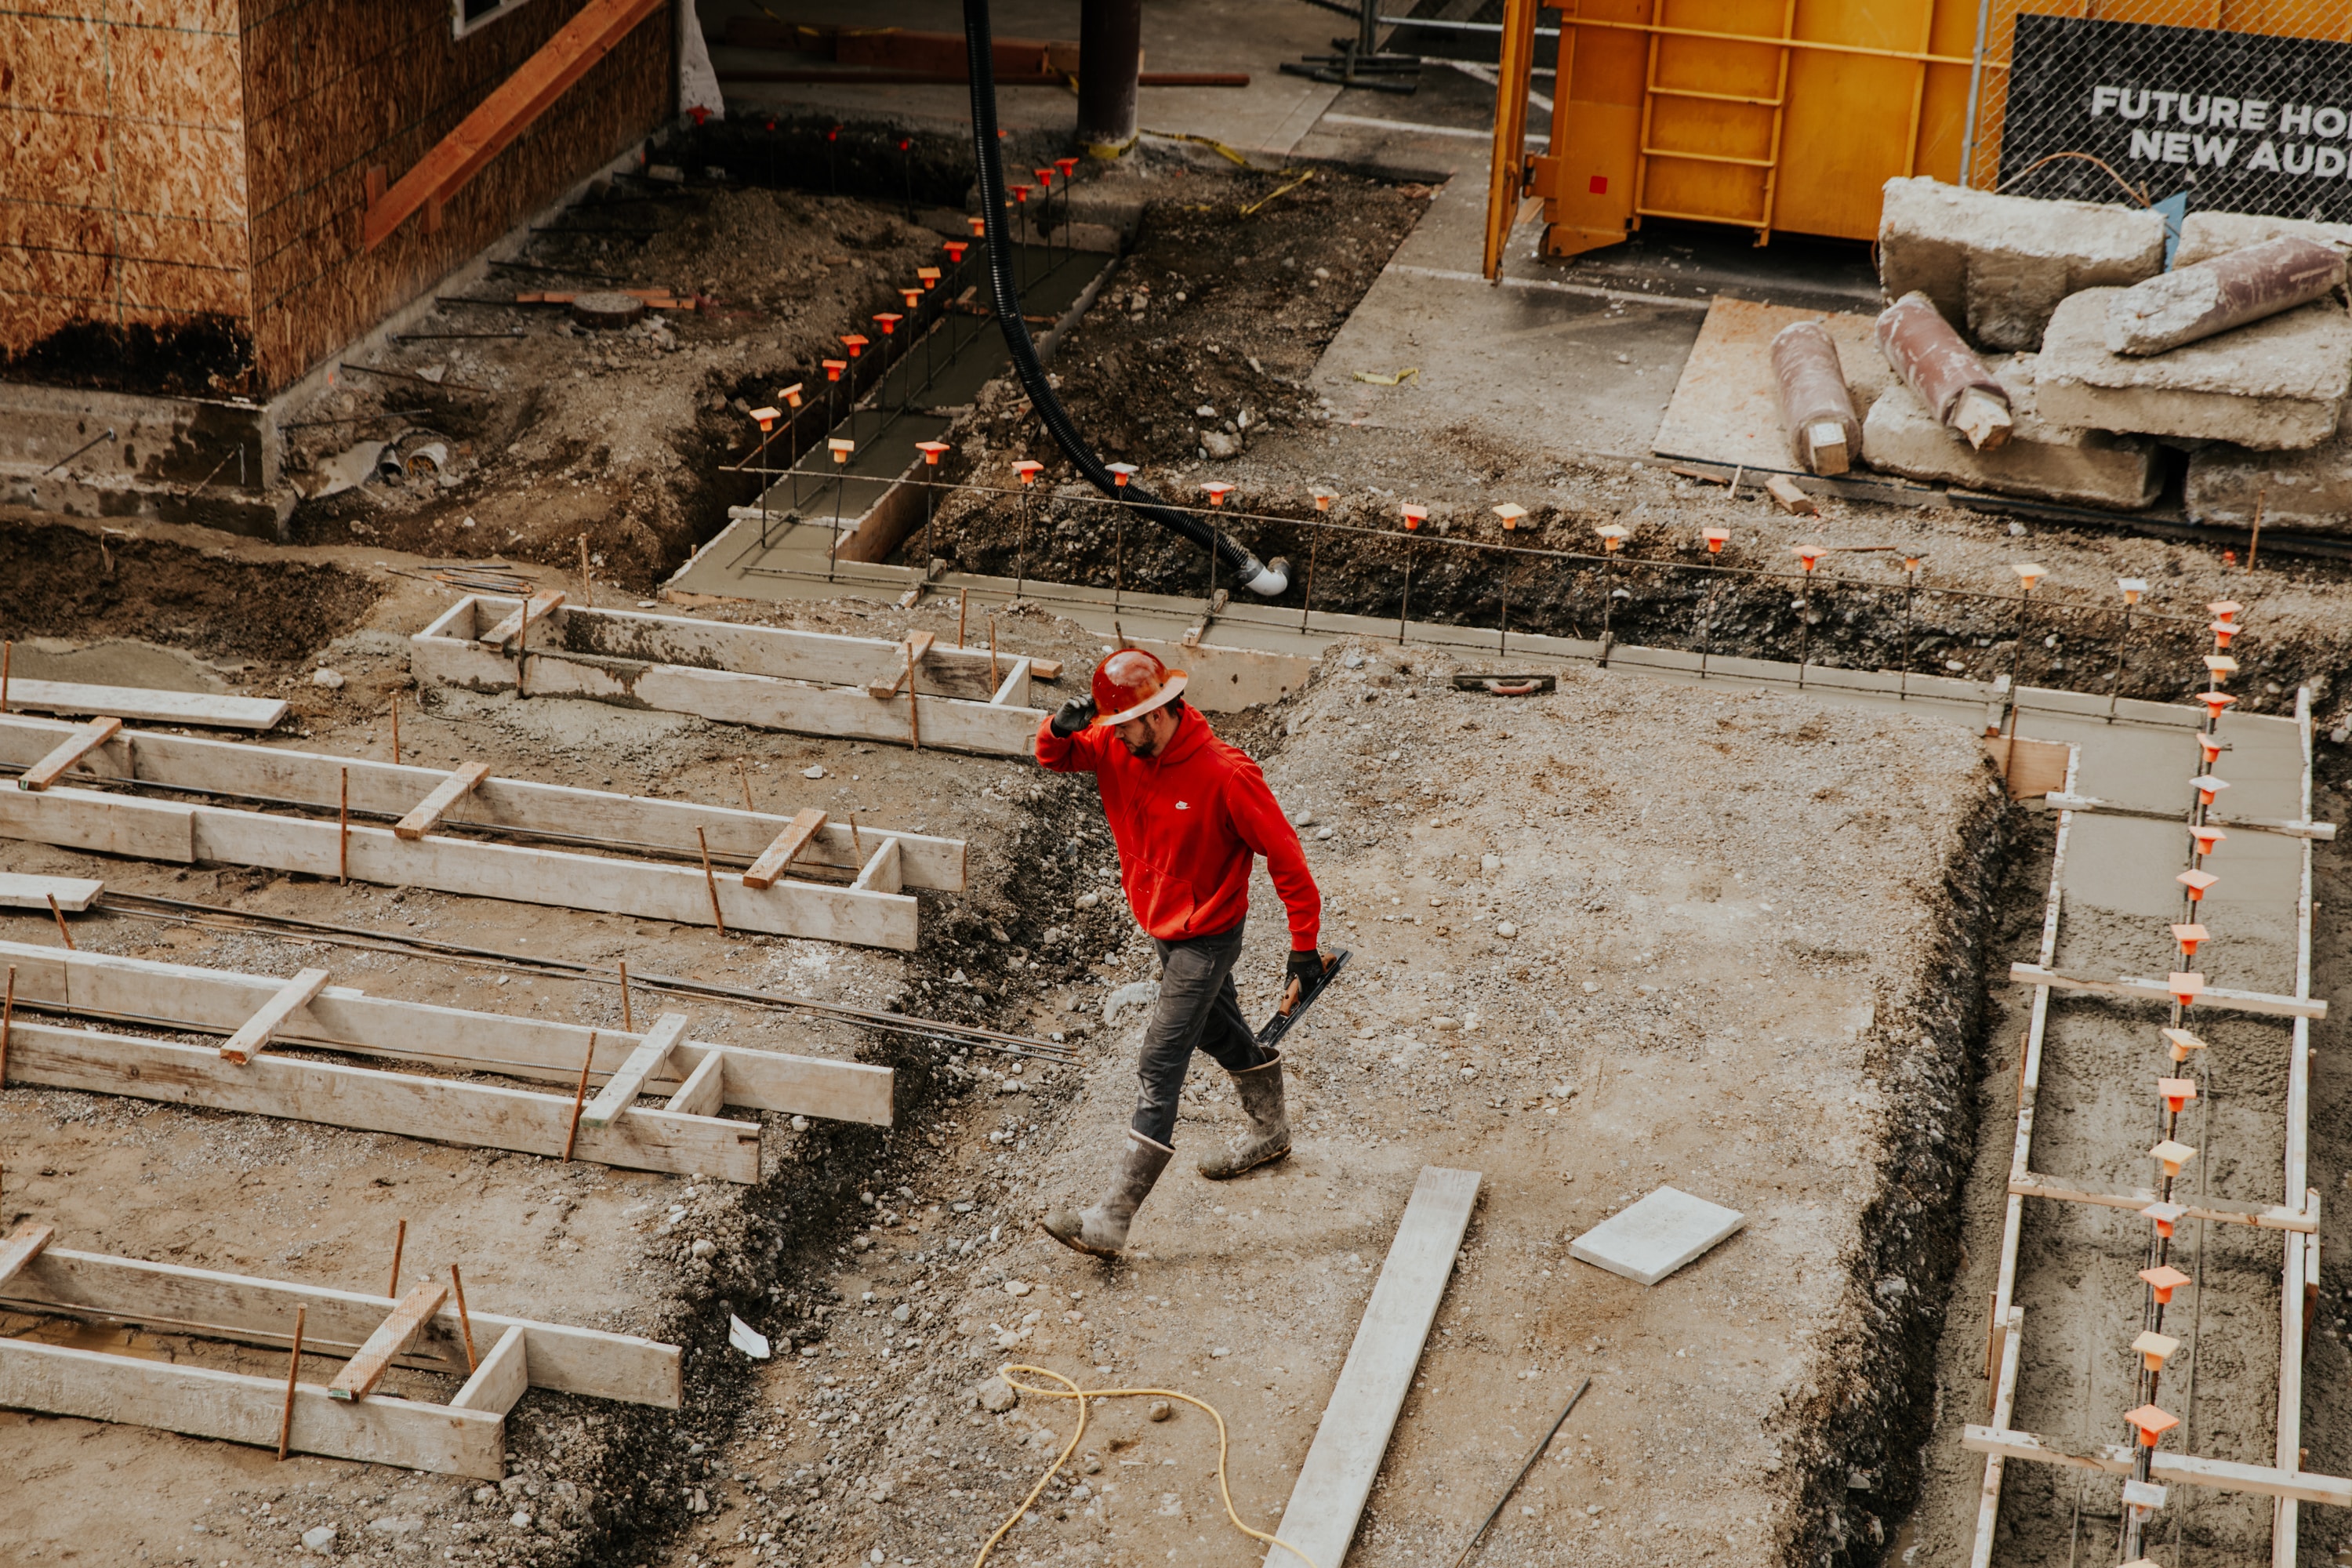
xmin=1878 ymin=177 xmax=2165 ymax=350
xmin=2174 ymin=210 xmax=2352 ymax=269
xmin=1862 ymin=356 xmax=2162 ymax=510
xmin=1876 ymin=292 xmax=2012 ymax=449
xmin=2034 ymin=289 xmax=2352 ymax=449
xmin=2107 ymin=237 xmax=2345 ymax=355
xmin=2184 ymin=435 xmax=2352 ymax=535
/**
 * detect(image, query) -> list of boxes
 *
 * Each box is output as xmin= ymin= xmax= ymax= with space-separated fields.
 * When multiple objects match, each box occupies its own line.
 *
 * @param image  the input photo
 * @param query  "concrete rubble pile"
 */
xmin=1773 ymin=179 xmax=2352 ymax=529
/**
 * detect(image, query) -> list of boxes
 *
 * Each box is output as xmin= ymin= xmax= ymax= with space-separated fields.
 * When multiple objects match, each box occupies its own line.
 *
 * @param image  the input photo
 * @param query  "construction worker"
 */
xmin=1034 ymin=647 xmax=1328 ymax=1258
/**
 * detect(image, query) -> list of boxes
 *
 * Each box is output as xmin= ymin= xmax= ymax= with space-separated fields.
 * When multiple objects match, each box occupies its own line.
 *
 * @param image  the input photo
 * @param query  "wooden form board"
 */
xmin=0 ymin=1017 xmax=763 ymax=1181
xmin=0 ymin=939 xmax=893 ymax=1127
xmin=0 ymin=784 xmax=918 ymax=949
xmin=0 ymin=1245 xmax=679 ymax=1406
xmin=0 ymin=1239 xmax=681 ymax=1478
xmin=2007 ymin=963 xmax=2328 ymax=1020
xmin=1961 ymin=1425 xmax=2352 ymax=1508
xmin=1653 ymin=297 xmax=1896 ymax=474
xmin=0 ymin=873 xmax=101 ymax=911
xmin=412 ymin=596 xmax=1051 ymax=758
xmin=0 ymin=677 xmax=289 ymax=731
xmin=0 ymin=712 xmax=964 ymax=891
xmin=1985 ymin=735 xmax=2073 ymax=801
xmin=2045 ymin=792 xmax=2338 ymax=842
xmin=1261 ymin=1166 xmax=1482 ymax=1568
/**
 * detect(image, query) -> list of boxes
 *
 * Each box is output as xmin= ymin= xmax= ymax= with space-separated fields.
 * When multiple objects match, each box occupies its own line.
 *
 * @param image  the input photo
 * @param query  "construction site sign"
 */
xmin=1998 ymin=14 xmax=2352 ymax=223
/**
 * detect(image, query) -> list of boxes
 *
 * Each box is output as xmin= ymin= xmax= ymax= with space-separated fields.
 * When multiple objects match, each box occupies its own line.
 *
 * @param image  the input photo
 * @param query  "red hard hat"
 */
xmin=1091 ymin=648 xmax=1188 ymax=727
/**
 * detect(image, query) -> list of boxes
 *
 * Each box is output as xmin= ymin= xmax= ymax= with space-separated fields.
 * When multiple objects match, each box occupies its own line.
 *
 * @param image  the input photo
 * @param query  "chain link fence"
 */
xmin=1963 ymin=0 xmax=2352 ymax=220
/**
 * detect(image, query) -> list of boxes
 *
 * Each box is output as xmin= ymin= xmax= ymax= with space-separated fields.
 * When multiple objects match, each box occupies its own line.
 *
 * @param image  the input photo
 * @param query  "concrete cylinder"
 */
xmin=1078 ymin=0 xmax=1143 ymax=154
xmin=1769 ymin=320 xmax=1861 ymax=475
xmin=2106 ymin=234 xmax=2347 ymax=356
xmin=1876 ymin=291 xmax=2002 ymax=424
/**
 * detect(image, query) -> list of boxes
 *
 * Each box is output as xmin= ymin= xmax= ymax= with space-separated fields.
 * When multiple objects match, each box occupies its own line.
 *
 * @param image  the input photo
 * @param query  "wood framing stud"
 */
xmin=869 ymin=631 xmax=937 ymax=699
xmin=0 ymin=1221 xmax=55 ymax=1287
xmin=579 ymin=1013 xmax=689 ymax=1128
xmin=220 ymin=967 xmax=332 ymax=1065
xmin=450 ymin=1325 xmax=530 ymax=1415
xmin=329 ymin=1281 xmax=451 ymax=1401
xmin=394 ymin=762 xmax=492 ymax=840
xmin=478 ymin=592 xmax=566 ymax=648
xmin=743 ymin=808 xmax=827 ymax=890
xmin=18 ymin=716 xmax=122 ymax=792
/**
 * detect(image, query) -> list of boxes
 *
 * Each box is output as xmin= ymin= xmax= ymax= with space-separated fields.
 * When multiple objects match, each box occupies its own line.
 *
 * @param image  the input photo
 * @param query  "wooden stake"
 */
xmin=45 ymin=895 xmax=73 ymax=951
xmin=277 ymin=1305 xmax=305 ymax=1460
xmin=906 ymin=660 xmax=921 ymax=753
xmin=849 ymin=812 xmax=863 ymax=856
xmin=618 ymin=959 xmax=633 ymax=1032
xmin=695 ymin=828 xmax=727 ymax=936
xmin=563 ymin=1030 xmax=597 ymax=1160
xmin=989 ymin=617 xmax=999 ymax=685
xmin=1 ymin=640 xmax=10 ymax=713
xmin=577 ymin=533 xmax=596 ymax=608
xmin=450 ymin=1264 xmax=478 ymax=1371
xmin=338 ymin=768 xmax=350 ymax=885
xmin=2 ymin=965 xmax=13 ymax=1088
xmin=390 ymin=693 xmax=401 ymax=767
xmin=957 ymin=586 xmax=968 ymax=648
xmin=735 ymin=760 xmax=755 ymax=814
xmin=388 ymin=1218 xmax=405 ymax=1300
xmin=2248 ymin=487 xmax=2267 ymax=573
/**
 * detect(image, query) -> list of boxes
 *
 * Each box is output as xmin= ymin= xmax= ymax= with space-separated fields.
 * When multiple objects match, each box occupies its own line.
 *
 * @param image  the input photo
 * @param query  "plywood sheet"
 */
xmin=1653 ymin=296 xmax=1893 ymax=473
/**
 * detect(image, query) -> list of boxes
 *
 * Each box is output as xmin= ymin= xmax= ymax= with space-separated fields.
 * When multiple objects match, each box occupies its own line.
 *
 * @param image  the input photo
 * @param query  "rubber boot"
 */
xmin=1041 ymin=1132 xmax=1174 ymax=1258
xmin=1196 ymin=1048 xmax=1290 ymax=1180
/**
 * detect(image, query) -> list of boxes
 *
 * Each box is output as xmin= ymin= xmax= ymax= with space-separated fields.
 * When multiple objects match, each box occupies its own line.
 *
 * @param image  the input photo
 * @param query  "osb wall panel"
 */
xmin=236 ymin=0 xmax=676 ymax=391
xmin=2 ymin=2 xmax=256 ymax=365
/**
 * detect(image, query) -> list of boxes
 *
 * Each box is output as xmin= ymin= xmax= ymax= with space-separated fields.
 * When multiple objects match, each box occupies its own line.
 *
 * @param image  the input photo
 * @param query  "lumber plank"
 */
xmin=1262 ymin=1166 xmax=1482 ymax=1568
xmin=630 ymin=664 xmax=1043 ymax=758
xmin=0 ymin=784 xmax=194 ymax=862
xmin=867 ymin=631 xmax=936 ymax=699
xmin=219 ymin=967 xmax=331 ymax=1065
xmin=0 ymin=1337 xmax=504 ymax=1478
xmin=0 ymin=940 xmax=894 ymax=1127
xmin=0 ymin=1245 xmax=679 ymax=1406
xmin=988 ymin=657 xmax=1033 ymax=707
xmin=742 ymin=808 xmax=826 ymax=889
xmin=578 ymin=1012 xmax=688 ymax=1128
xmin=0 ymin=677 xmax=287 ymax=731
xmin=2008 ymin=1171 xmax=2314 ymax=1232
xmin=2042 ymin=791 xmax=2337 ymax=841
xmin=851 ymin=837 xmax=902 ymax=895
xmin=394 ymin=761 xmax=492 ymax=840
xmin=0 ymin=873 xmax=102 ymax=911
xmin=2008 ymin=962 xmax=2328 ymax=1019
xmin=0 ymin=1221 xmax=56 ymax=1287
xmin=18 ymin=716 xmax=123 ymax=791
xmin=449 ymin=1326 xmax=530 ymax=1414
xmin=0 ymin=1018 xmax=762 ymax=1182
xmin=477 ymin=590 xmax=565 ymax=648
xmin=330 ymin=1282 xmax=451 ymax=1400
xmin=664 ymin=1051 xmax=726 ymax=1117
xmin=1960 ymin=1424 xmax=2352 ymax=1508
xmin=0 ymin=713 xmax=966 ymax=890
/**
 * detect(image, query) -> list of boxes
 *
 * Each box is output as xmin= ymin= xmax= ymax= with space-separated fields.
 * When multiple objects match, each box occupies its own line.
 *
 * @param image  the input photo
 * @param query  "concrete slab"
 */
xmin=1653 ymin=296 xmax=1891 ymax=473
xmin=1569 ymin=1185 xmax=1747 ymax=1287
xmin=2174 ymin=210 xmax=2352 ymax=268
xmin=2033 ymin=288 xmax=2352 ymax=450
xmin=1877 ymin=178 xmax=2165 ymax=351
xmin=2184 ymin=434 xmax=2352 ymax=535
xmin=1861 ymin=356 xmax=2161 ymax=510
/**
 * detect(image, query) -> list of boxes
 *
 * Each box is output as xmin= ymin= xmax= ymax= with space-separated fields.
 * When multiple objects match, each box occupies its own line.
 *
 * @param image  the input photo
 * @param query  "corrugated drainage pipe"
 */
xmin=960 ymin=0 xmax=1290 ymax=597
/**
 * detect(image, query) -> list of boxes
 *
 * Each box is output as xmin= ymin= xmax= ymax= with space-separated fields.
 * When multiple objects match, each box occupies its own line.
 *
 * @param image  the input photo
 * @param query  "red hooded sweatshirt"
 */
xmin=1036 ymin=704 xmax=1320 ymax=951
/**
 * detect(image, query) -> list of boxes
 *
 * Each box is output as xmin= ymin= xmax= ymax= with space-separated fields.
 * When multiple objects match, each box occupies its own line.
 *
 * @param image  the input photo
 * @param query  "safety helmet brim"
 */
xmin=1093 ymin=671 xmax=1188 ymax=728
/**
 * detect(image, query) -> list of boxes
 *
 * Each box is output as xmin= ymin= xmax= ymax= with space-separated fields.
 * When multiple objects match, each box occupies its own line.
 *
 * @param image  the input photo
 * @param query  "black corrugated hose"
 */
xmin=959 ymin=0 xmax=1290 ymax=597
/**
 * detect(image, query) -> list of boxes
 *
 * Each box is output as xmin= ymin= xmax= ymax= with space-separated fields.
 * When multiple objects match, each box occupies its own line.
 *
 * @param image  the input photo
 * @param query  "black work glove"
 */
xmin=1050 ymin=697 xmax=1098 ymax=738
xmin=1286 ymin=948 xmax=1327 ymax=994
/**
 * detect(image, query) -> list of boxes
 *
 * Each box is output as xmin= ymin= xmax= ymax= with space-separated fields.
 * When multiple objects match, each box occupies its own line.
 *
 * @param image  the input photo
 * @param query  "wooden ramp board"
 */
xmin=1986 ymin=735 xmax=2072 ymax=800
xmin=1653 ymin=296 xmax=1894 ymax=474
xmin=0 ymin=678 xmax=289 ymax=731
xmin=1262 ymin=1165 xmax=1482 ymax=1568
xmin=0 ymin=713 xmax=964 ymax=891
xmin=0 ymin=939 xmax=893 ymax=1127
xmin=2 ymin=1017 xmax=764 ymax=1181
xmin=0 ymin=873 xmax=102 ymax=911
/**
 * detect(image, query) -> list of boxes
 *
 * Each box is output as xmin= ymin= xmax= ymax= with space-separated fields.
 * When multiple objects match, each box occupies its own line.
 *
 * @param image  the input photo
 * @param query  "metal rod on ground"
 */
xmin=1447 ymin=1377 xmax=1591 ymax=1568
xmin=2110 ymin=598 xmax=2133 ymax=722
xmin=388 ymin=1219 xmax=405 ymax=1299
xmin=390 ymin=694 xmax=401 ymax=765
xmin=1 ymin=640 xmax=10 ymax=713
xmin=339 ymin=768 xmax=350 ymax=884
xmin=989 ymin=617 xmax=1000 ymax=685
xmin=1599 ymin=549 xmax=1616 ymax=666
xmin=1795 ymin=568 xmax=1813 ymax=689
xmin=277 ymin=1306 xmax=305 ymax=1461
xmin=908 ymin=656 xmax=922 ymax=752
xmin=577 ymin=533 xmax=595 ymax=608
xmin=563 ymin=1032 xmax=597 ymax=1160
xmin=958 ymin=587 xmax=969 ymax=648
xmin=1500 ymin=587 xmax=1509 ymax=659
xmin=451 ymin=1265 xmax=478 ymax=1371
xmin=1301 ymin=532 xmax=1318 ymax=634
xmin=45 ymin=895 xmax=74 ymax=950
xmin=695 ymin=829 xmax=728 ymax=936
xmin=2006 ymin=575 xmax=2034 ymax=738
xmin=850 ymin=813 xmax=863 ymax=856
xmin=2248 ymin=487 xmax=2267 ymax=573
xmin=1899 ymin=558 xmax=1919 ymax=699
xmin=1399 ymin=549 xmax=1413 ymax=644
xmin=1 ymin=965 xmax=13 ymax=1087
xmin=736 ymin=760 xmax=756 ymax=814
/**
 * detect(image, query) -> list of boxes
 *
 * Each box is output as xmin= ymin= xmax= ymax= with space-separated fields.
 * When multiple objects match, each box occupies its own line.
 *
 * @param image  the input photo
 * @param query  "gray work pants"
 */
xmin=1131 ymin=920 xmax=1268 ymax=1147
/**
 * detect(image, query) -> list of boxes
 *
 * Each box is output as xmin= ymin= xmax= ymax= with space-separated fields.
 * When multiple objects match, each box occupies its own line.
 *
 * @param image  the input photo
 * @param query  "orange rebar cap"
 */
xmin=1091 ymin=647 xmax=1189 ymax=728
xmin=2125 ymin=1404 xmax=2179 ymax=1448
xmin=2140 ymin=1264 xmax=2191 ymax=1304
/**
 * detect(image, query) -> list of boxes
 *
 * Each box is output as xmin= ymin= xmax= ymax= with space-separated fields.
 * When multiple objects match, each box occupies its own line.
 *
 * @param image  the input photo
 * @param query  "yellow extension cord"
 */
xmin=971 ymin=1364 xmax=1319 ymax=1568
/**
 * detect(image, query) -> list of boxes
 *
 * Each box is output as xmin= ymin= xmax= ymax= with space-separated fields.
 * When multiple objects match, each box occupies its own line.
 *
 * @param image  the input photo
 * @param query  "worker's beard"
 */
xmin=1119 ymin=730 xmax=1164 ymax=758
